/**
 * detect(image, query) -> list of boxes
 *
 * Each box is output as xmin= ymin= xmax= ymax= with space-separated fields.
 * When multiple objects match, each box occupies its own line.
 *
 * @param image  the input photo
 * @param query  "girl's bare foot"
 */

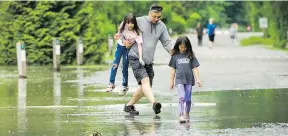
xmin=179 ymin=116 xmax=186 ymax=123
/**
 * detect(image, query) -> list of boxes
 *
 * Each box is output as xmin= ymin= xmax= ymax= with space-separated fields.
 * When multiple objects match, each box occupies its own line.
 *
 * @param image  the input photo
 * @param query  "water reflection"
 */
xmin=53 ymin=72 xmax=61 ymax=105
xmin=119 ymin=115 xmax=162 ymax=136
xmin=17 ymin=78 xmax=27 ymax=135
xmin=207 ymin=89 xmax=288 ymax=129
xmin=77 ymin=67 xmax=84 ymax=107
xmin=53 ymin=72 xmax=61 ymax=136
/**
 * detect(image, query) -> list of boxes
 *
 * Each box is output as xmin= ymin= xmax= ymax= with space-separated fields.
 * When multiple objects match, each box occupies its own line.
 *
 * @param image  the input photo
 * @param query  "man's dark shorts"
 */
xmin=128 ymin=56 xmax=154 ymax=87
xmin=209 ymin=34 xmax=215 ymax=42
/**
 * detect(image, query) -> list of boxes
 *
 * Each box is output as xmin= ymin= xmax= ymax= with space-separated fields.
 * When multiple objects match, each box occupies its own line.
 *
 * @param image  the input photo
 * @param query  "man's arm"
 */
xmin=159 ymin=25 xmax=173 ymax=56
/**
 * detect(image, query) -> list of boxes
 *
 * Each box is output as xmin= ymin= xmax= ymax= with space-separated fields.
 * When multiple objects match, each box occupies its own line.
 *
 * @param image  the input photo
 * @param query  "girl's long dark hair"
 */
xmin=171 ymin=36 xmax=195 ymax=59
xmin=119 ymin=13 xmax=141 ymax=35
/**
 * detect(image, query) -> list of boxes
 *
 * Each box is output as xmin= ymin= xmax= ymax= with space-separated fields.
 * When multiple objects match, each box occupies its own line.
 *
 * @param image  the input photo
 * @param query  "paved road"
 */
xmin=88 ymin=32 xmax=288 ymax=93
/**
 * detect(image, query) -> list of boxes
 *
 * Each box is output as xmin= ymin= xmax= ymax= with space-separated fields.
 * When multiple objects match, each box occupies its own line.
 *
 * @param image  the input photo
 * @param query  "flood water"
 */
xmin=0 ymin=66 xmax=288 ymax=136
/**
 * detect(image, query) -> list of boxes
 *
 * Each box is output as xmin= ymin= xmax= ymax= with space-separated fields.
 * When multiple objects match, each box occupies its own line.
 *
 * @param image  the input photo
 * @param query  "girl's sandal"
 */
xmin=105 ymin=84 xmax=115 ymax=92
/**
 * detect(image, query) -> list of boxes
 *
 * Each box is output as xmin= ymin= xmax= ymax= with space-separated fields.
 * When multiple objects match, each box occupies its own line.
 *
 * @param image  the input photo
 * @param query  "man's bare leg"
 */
xmin=139 ymin=77 xmax=161 ymax=114
xmin=126 ymin=77 xmax=156 ymax=105
xmin=125 ymin=77 xmax=161 ymax=114
xmin=127 ymin=86 xmax=144 ymax=105
xmin=140 ymin=77 xmax=156 ymax=103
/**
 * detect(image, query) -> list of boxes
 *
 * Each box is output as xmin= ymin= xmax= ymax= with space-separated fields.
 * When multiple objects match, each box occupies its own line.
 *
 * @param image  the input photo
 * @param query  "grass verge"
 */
xmin=240 ymin=36 xmax=288 ymax=52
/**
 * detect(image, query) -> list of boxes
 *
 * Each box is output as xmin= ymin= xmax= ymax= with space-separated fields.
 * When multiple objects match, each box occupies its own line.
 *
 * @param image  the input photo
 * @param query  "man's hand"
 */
xmin=139 ymin=57 xmax=145 ymax=66
xmin=123 ymin=40 xmax=132 ymax=48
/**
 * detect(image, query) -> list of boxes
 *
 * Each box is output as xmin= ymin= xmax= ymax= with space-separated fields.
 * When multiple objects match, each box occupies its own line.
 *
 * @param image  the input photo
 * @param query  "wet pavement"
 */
xmin=0 ymin=32 xmax=288 ymax=136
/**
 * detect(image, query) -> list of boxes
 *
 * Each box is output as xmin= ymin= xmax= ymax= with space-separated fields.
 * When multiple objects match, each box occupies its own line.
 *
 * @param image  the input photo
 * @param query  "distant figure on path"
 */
xmin=206 ymin=18 xmax=216 ymax=49
xmin=196 ymin=23 xmax=204 ymax=46
xmin=229 ymin=23 xmax=238 ymax=44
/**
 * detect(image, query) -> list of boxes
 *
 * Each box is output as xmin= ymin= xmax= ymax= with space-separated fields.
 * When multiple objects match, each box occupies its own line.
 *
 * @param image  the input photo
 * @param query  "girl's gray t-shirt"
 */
xmin=169 ymin=53 xmax=200 ymax=86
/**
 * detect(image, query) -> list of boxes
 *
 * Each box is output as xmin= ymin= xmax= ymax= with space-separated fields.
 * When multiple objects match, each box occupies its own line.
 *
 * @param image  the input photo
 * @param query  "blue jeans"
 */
xmin=109 ymin=44 xmax=129 ymax=86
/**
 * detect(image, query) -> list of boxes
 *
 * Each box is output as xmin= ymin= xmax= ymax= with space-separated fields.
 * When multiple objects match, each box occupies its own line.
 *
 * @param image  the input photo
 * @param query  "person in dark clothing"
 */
xmin=196 ymin=23 xmax=204 ymax=46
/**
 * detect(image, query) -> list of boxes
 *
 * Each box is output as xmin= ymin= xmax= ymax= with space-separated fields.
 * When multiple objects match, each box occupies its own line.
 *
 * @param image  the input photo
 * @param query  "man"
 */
xmin=206 ymin=18 xmax=216 ymax=48
xmin=121 ymin=4 xmax=173 ymax=115
xmin=196 ymin=23 xmax=204 ymax=46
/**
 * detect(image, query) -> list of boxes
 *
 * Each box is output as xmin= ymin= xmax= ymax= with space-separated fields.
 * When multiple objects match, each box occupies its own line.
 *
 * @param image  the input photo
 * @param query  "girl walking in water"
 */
xmin=169 ymin=36 xmax=203 ymax=123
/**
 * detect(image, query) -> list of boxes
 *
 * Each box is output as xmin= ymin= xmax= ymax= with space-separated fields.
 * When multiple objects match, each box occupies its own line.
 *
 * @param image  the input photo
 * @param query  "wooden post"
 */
xmin=262 ymin=28 xmax=266 ymax=38
xmin=108 ymin=34 xmax=114 ymax=55
xmin=53 ymin=38 xmax=61 ymax=71
xmin=169 ymin=28 xmax=173 ymax=34
xmin=77 ymin=38 xmax=84 ymax=65
xmin=16 ymin=42 xmax=27 ymax=78
xmin=286 ymin=30 xmax=288 ymax=48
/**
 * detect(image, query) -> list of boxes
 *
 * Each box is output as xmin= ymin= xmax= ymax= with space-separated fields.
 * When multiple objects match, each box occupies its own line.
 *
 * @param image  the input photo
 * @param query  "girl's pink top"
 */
xmin=117 ymin=21 xmax=143 ymax=45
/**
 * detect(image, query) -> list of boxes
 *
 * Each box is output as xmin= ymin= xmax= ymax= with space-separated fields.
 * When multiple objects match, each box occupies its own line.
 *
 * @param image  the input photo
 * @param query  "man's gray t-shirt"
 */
xmin=169 ymin=53 xmax=200 ymax=86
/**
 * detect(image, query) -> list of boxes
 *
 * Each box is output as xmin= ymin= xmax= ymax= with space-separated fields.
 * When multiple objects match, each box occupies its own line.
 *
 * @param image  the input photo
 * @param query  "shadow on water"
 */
xmin=0 ymin=66 xmax=288 ymax=135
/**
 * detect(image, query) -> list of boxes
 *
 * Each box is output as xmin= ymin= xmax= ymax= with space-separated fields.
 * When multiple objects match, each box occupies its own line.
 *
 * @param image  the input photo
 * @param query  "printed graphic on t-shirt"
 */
xmin=168 ymin=53 xmax=200 ymax=86
xmin=177 ymin=58 xmax=190 ymax=64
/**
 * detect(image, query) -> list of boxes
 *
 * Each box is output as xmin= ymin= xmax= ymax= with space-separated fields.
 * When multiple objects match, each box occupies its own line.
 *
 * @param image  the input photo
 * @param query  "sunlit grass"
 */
xmin=240 ymin=36 xmax=288 ymax=52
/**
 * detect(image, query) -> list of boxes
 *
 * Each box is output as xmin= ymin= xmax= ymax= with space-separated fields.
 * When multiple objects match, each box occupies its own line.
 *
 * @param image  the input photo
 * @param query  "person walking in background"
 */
xmin=105 ymin=13 xmax=143 ymax=96
xmin=229 ymin=23 xmax=238 ymax=44
xmin=169 ymin=36 xmax=203 ymax=123
xmin=247 ymin=25 xmax=251 ymax=32
xmin=206 ymin=18 xmax=216 ymax=49
xmin=196 ymin=23 xmax=204 ymax=46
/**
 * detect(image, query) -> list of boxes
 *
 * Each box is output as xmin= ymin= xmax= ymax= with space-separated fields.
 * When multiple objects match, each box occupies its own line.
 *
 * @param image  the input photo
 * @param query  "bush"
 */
xmin=237 ymin=25 xmax=248 ymax=32
xmin=274 ymin=40 xmax=287 ymax=49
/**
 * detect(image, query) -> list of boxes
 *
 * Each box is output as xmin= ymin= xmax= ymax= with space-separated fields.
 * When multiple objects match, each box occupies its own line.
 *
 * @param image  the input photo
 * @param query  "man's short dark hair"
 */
xmin=149 ymin=4 xmax=163 ymax=12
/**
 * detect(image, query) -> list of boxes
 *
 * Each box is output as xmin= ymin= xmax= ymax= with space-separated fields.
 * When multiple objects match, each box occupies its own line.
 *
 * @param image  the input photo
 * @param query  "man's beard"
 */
xmin=151 ymin=21 xmax=158 ymax=24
